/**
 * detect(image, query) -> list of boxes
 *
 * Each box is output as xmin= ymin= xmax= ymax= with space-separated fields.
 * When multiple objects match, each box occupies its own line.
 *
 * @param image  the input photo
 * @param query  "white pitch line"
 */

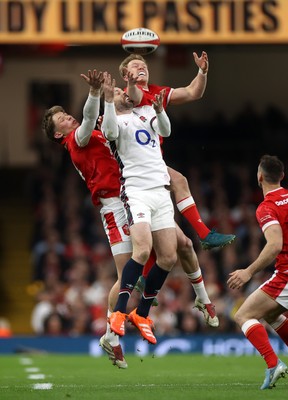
xmin=33 ymin=383 xmax=53 ymax=390
xmin=28 ymin=374 xmax=46 ymax=380
xmin=19 ymin=358 xmax=33 ymax=365
xmin=17 ymin=357 xmax=54 ymax=391
xmin=25 ymin=367 xmax=39 ymax=373
xmin=0 ymin=382 xmax=261 ymax=390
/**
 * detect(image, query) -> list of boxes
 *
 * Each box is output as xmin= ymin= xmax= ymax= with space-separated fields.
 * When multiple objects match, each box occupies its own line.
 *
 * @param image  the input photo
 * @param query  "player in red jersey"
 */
xmin=119 ymin=52 xmax=236 ymax=250
xmin=42 ymin=69 xmax=130 ymax=369
xmin=228 ymin=155 xmax=288 ymax=390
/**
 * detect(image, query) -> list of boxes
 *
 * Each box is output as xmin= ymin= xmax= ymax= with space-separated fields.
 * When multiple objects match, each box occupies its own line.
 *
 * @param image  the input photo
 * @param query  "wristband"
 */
xmin=198 ymin=67 xmax=207 ymax=75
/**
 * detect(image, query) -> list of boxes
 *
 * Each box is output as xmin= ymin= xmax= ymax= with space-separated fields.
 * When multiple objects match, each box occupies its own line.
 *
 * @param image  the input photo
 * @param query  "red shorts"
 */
xmin=260 ymin=270 xmax=288 ymax=309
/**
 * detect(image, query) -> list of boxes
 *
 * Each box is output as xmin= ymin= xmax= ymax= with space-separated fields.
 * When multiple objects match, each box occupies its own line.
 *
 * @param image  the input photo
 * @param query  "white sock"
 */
xmin=186 ymin=269 xmax=210 ymax=304
xmin=105 ymin=310 xmax=119 ymax=346
xmin=177 ymin=196 xmax=195 ymax=212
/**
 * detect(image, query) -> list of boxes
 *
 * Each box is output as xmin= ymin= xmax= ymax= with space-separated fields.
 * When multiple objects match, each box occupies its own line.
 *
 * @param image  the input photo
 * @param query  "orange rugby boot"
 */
xmin=128 ymin=308 xmax=156 ymax=344
xmin=108 ymin=311 xmax=127 ymax=336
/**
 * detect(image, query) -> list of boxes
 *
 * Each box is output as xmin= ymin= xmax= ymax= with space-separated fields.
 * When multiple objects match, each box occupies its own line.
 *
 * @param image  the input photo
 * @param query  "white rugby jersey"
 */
xmin=103 ymin=103 xmax=171 ymax=192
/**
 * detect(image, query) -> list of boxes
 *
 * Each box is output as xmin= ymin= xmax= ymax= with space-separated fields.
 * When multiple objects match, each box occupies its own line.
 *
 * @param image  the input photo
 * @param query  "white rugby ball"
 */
xmin=121 ymin=27 xmax=160 ymax=55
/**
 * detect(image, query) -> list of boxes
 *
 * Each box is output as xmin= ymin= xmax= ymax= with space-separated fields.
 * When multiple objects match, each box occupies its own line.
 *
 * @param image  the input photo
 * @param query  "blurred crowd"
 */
xmin=27 ymin=103 xmax=288 ymax=337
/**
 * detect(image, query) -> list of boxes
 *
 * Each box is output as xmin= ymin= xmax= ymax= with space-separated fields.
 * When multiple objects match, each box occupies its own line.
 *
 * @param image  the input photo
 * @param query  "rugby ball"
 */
xmin=121 ymin=28 xmax=160 ymax=55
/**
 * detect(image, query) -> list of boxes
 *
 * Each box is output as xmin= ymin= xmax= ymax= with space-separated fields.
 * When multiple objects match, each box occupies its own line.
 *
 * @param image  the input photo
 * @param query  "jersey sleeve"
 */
xmin=75 ymin=94 xmax=100 ymax=147
xmin=102 ymin=101 xmax=119 ymax=141
xmin=256 ymin=203 xmax=280 ymax=232
xmin=151 ymin=110 xmax=171 ymax=137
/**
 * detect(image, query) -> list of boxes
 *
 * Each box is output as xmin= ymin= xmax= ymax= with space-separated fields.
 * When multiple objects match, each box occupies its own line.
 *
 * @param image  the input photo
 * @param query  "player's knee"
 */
xmin=158 ymin=253 xmax=178 ymax=271
xmin=133 ymin=248 xmax=151 ymax=265
xmin=177 ymin=234 xmax=193 ymax=254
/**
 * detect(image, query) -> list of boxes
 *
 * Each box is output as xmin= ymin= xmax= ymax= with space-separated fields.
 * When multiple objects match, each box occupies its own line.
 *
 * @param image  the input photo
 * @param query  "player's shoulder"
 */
xmin=146 ymin=84 xmax=171 ymax=93
xmin=279 ymin=187 xmax=288 ymax=196
xmin=258 ymin=187 xmax=288 ymax=213
xmin=93 ymin=129 xmax=105 ymax=139
xmin=89 ymin=129 xmax=110 ymax=145
xmin=266 ymin=187 xmax=288 ymax=202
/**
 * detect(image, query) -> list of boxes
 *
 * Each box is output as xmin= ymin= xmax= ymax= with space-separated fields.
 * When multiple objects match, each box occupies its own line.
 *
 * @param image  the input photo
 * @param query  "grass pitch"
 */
xmin=1 ymin=353 xmax=287 ymax=399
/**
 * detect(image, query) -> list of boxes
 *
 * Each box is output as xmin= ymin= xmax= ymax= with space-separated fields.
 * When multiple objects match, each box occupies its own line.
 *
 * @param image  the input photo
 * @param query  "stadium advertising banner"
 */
xmin=1 ymin=334 xmax=288 ymax=355
xmin=1 ymin=0 xmax=288 ymax=44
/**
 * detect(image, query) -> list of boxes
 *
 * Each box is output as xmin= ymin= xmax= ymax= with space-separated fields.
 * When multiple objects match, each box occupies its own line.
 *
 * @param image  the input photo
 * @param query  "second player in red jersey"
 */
xmin=228 ymin=155 xmax=288 ymax=390
xmin=42 ymin=69 xmax=130 ymax=369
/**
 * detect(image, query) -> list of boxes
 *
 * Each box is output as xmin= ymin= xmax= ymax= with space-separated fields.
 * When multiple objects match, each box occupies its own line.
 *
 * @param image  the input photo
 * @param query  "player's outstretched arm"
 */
xmin=126 ymin=70 xmax=143 ymax=106
xmin=152 ymin=89 xmax=171 ymax=138
xmin=76 ymin=69 xmax=104 ymax=147
xmin=102 ymin=74 xmax=119 ymax=141
xmin=169 ymin=51 xmax=208 ymax=105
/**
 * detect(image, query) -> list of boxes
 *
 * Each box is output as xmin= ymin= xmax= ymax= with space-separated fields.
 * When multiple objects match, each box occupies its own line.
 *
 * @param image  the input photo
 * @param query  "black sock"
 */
xmin=114 ymin=258 xmax=143 ymax=313
xmin=137 ymin=263 xmax=169 ymax=317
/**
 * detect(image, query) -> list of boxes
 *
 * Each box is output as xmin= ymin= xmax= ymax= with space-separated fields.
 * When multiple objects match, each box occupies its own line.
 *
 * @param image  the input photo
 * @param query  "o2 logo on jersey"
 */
xmin=135 ymin=129 xmax=156 ymax=148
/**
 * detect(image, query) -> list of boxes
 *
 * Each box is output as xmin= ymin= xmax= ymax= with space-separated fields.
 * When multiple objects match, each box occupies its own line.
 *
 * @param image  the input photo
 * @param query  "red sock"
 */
xmin=271 ymin=315 xmax=288 ymax=345
xmin=176 ymin=197 xmax=210 ymax=239
xmin=142 ymin=249 xmax=156 ymax=278
xmin=243 ymin=320 xmax=278 ymax=368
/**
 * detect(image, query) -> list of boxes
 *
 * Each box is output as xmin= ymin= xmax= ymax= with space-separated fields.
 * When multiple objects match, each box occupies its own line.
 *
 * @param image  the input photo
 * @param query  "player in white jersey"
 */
xmin=111 ymin=104 xmax=170 ymax=192
xmin=102 ymin=74 xmax=178 ymax=344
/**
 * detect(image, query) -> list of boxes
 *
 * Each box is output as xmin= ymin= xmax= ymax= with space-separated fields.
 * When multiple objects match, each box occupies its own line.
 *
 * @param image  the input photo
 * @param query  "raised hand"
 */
xmin=102 ymin=72 xmax=116 ymax=103
xmin=80 ymin=69 xmax=105 ymax=90
xmin=152 ymin=88 xmax=166 ymax=114
xmin=126 ymin=70 xmax=139 ymax=87
xmin=193 ymin=51 xmax=209 ymax=74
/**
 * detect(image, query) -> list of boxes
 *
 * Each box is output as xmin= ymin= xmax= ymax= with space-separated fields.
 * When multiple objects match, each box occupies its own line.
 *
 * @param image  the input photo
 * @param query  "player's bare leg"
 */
xmin=234 ymin=290 xmax=288 ymax=389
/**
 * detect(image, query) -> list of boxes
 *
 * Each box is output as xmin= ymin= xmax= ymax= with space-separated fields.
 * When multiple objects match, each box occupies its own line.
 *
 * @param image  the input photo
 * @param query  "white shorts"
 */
xmin=100 ymin=197 xmax=132 ymax=256
xmin=260 ymin=270 xmax=288 ymax=309
xmin=122 ymin=187 xmax=175 ymax=231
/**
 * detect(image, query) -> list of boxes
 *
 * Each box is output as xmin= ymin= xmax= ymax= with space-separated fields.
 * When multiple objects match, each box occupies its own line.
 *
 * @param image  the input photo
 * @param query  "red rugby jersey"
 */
xmin=136 ymin=84 xmax=172 ymax=109
xmin=256 ymin=187 xmax=288 ymax=273
xmin=61 ymin=129 xmax=120 ymax=205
